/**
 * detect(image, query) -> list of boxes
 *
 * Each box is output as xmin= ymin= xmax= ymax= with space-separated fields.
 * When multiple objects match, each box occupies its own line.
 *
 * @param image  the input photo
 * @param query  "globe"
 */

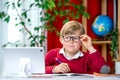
xmin=92 ymin=15 xmax=113 ymax=37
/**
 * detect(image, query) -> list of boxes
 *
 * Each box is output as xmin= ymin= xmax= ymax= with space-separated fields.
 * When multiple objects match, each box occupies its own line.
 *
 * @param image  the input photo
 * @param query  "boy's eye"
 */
xmin=64 ymin=36 xmax=70 ymax=39
xmin=74 ymin=37 xmax=79 ymax=39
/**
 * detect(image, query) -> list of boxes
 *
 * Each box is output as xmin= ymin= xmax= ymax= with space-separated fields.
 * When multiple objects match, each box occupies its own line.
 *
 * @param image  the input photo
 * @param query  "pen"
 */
xmin=55 ymin=58 xmax=62 ymax=64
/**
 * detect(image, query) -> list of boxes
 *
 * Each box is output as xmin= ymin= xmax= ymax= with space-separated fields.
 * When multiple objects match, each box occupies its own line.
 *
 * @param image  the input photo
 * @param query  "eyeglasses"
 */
xmin=62 ymin=36 xmax=81 ymax=42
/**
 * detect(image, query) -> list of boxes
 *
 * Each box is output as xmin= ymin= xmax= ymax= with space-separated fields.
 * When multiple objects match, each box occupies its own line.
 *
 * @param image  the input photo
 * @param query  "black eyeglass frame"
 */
xmin=62 ymin=36 xmax=81 ymax=42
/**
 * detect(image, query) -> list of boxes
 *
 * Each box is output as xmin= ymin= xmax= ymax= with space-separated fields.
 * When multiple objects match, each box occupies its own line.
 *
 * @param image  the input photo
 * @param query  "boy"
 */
xmin=45 ymin=21 xmax=110 ymax=74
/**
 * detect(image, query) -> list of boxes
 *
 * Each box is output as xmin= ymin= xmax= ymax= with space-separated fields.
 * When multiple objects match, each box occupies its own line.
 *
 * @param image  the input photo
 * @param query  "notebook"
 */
xmin=3 ymin=47 xmax=45 ymax=75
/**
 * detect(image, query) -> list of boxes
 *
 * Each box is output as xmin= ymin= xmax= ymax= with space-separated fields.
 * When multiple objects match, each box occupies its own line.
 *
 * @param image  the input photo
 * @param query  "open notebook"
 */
xmin=3 ymin=47 xmax=45 ymax=76
xmin=30 ymin=73 xmax=94 ymax=78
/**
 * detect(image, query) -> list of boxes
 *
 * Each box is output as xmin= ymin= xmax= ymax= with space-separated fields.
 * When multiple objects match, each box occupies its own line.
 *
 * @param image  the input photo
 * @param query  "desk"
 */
xmin=0 ymin=76 xmax=119 ymax=80
xmin=0 ymin=74 xmax=120 ymax=80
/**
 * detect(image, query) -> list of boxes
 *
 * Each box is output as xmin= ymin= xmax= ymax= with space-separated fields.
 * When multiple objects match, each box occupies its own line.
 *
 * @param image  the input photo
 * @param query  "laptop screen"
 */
xmin=3 ymin=47 xmax=45 ymax=75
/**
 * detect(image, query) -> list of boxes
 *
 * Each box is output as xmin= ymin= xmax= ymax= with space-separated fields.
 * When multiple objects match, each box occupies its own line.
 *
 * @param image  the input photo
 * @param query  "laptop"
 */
xmin=3 ymin=47 xmax=45 ymax=76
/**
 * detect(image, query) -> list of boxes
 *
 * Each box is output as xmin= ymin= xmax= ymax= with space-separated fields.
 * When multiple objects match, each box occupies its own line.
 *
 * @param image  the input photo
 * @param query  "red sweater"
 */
xmin=45 ymin=48 xmax=108 ymax=74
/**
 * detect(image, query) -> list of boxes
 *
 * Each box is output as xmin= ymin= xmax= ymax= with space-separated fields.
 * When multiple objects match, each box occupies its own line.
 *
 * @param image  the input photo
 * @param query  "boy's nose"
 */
xmin=69 ymin=37 xmax=74 ymax=42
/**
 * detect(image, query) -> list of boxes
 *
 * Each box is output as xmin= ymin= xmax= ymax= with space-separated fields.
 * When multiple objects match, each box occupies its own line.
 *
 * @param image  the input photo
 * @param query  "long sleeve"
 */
xmin=45 ymin=49 xmax=59 ymax=74
xmin=87 ymin=50 xmax=111 ymax=73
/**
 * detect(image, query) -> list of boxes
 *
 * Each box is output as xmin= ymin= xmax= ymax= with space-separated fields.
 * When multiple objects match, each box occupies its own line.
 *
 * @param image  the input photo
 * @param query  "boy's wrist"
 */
xmin=88 ymin=47 xmax=96 ymax=54
xmin=89 ymin=49 xmax=96 ymax=54
xmin=52 ymin=66 xmax=56 ymax=73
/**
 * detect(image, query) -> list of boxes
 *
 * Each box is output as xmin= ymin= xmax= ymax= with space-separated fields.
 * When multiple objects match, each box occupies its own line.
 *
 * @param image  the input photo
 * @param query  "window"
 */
xmin=8 ymin=5 xmax=21 ymax=43
xmin=7 ymin=0 xmax=23 ymax=44
xmin=5 ymin=0 xmax=45 ymax=47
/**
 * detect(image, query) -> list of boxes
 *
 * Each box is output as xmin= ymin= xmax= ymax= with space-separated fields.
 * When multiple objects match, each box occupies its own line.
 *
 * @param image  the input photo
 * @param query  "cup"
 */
xmin=19 ymin=58 xmax=31 ymax=77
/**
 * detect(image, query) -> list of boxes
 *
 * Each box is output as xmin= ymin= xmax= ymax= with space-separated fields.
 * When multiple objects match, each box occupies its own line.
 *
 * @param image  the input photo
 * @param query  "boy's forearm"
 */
xmin=89 ymin=50 xmax=111 ymax=73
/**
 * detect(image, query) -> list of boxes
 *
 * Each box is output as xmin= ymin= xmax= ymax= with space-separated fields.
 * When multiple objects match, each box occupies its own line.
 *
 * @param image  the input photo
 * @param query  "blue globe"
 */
xmin=92 ymin=15 xmax=113 ymax=37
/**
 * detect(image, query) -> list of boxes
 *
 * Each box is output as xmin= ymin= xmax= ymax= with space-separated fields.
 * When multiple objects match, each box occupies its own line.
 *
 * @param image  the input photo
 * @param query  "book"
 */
xmin=30 ymin=73 xmax=94 ymax=78
xmin=52 ymin=73 xmax=94 ymax=76
xmin=93 ymin=72 xmax=120 ymax=77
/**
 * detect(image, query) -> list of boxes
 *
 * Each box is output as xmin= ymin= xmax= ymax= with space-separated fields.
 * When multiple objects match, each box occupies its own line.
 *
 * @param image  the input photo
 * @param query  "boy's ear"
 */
xmin=59 ymin=37 xmax=63 ymax=44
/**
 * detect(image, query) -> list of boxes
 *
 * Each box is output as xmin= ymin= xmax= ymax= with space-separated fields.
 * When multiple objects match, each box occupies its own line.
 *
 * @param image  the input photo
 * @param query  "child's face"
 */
xmin=60 ymin=31 xmax=82 ymax=54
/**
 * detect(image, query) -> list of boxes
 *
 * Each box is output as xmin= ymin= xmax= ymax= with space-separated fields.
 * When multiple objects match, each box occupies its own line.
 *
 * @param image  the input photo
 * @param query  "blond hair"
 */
xmin=60 ymin=21 xmax=85 ymax=36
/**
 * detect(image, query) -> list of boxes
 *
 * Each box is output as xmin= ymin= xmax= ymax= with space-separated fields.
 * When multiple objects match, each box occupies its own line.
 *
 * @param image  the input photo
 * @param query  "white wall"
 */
xmin=0 ymin=0 xmax=3 ymax=74
xmin=0 ymin=0 xmax=8 ymax=74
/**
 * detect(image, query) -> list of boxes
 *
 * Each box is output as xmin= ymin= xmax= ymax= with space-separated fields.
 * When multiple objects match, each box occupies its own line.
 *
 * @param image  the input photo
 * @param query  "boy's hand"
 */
xmin=80 ymin=34 xmax=96 ymax=53
xmin=53 ymin=63 xmax=71 ymax=73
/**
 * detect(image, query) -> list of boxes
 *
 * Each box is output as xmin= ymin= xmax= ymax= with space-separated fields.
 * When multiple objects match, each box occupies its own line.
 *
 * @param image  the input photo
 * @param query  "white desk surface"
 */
xmin=0 ymin=74 xmax=120 ymax=80
xmin=0 ymin=77 xmax=120 ymax=80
